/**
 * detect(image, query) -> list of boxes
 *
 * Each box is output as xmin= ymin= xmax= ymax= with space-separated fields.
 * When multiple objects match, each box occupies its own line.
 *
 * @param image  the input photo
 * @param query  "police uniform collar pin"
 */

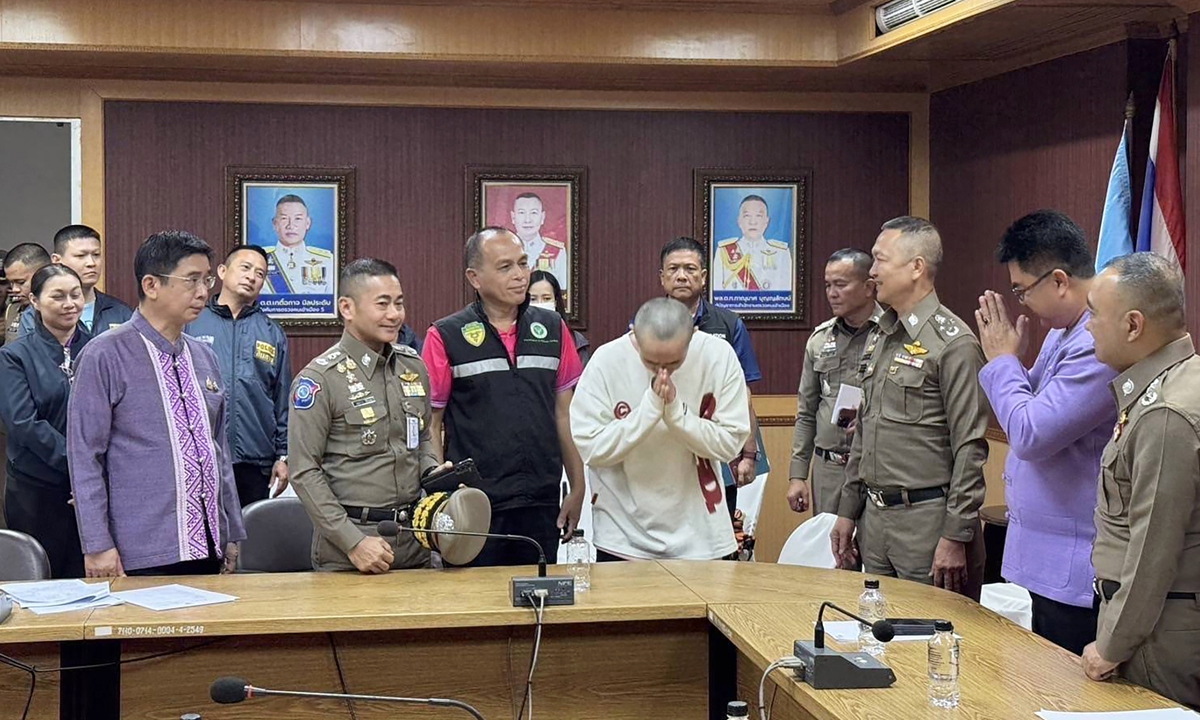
xmin=907 ymin=313 xmax=919 ymax=327
xmin=1121 ymin=378 xmax=1135 ymax=396
xmin=362 ymin=353 xmax=371 ymax=367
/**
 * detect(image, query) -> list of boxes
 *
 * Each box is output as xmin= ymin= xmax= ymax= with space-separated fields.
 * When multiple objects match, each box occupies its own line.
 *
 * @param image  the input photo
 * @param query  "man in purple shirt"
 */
xmin=974 ymin=210 xmax=1117 ymax=654
xmin=68 ymin=231 xmax=246 ymax=577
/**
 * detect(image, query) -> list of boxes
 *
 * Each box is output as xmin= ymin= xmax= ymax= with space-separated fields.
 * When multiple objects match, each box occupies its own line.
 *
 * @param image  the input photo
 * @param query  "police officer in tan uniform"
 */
xmin=789 ymin=248 xmax=882 ymax=515
xmin=289 ymin=258 xmax=449 ymax=574
xmin=831 ymin=217 xmax=988 ymax=599
xmin=1081 ymin=253 xmax=1200 ymax=709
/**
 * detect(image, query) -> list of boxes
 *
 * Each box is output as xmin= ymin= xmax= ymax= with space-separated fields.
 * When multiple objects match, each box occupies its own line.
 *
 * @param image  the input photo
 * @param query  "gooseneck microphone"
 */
xmin=210 ymin=677 xmax=486 ymax=720
xmin=813 ymin=601 xmax=895 ymax=649
xmin=376 ymin=519 xmax=548 ymax=578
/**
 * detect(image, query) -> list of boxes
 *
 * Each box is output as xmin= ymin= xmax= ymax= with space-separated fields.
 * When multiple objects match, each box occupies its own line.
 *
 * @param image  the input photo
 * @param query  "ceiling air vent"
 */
xmin=876 ymin=0 xmax=961 ymax=34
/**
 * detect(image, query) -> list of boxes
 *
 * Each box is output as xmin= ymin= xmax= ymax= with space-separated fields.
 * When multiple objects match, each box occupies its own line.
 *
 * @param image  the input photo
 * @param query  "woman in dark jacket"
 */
xmin=528 ymin=270 xmax=590 ymax=366
xmin=0 ymin=264 xmax=91 ymax=577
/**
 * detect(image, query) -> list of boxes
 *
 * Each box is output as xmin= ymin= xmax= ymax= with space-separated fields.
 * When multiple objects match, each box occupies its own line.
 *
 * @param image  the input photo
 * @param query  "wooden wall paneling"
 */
xmin=930 ymin=42 xmax=1130 ymax=351
xmin=103 ymin=100 xmax=911 ymax=395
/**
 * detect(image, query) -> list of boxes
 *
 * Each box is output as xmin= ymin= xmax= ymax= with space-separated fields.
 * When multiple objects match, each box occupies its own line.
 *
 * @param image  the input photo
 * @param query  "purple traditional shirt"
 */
xmin=67 ymin=311 xmax=246 ymax=571
xmin=978 ymin=311 xmax=1117 ymax=607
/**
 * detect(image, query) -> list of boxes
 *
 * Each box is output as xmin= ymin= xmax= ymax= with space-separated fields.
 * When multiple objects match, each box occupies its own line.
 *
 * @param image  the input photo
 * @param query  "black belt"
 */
xmin=866 ymin=485 xmax=946 ymax=508
xmin=340 ymin=503 xmax=413 ymax=524
xmin=816 ymin=448 xmax=850 ymax=466
xmin=1094 ymin=579 xmax=1197 ymax=603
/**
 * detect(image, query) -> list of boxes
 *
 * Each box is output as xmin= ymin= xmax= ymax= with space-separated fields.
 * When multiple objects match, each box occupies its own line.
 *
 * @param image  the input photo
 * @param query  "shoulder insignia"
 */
xmin=766 ymin=239 xmax=791 ymax=251
xmin=1140 ymin=377 xmax=1163 ymax=407
xmin=392 ymin=343 xmax=419 ymax=358
xmin=312 ymin=347 xmax=344 ymax=367
xmin=308 ymin=247 xmax=333 ymax=258
xmin=814 ymin=317 xmax=836 ymax=332
xmin=542 ymin=237 xmax=565 ymax=249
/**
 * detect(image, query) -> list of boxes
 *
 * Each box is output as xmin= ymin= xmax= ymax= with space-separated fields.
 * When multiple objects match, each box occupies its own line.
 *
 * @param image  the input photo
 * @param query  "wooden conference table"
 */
xmin=0 ymin=561 xmax=1181 ymax=720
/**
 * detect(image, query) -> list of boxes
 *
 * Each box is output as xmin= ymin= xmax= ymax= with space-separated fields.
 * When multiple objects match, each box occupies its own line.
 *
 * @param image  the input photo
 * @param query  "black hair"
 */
xmin=739 ymin=195 xmax=770 ymax=212
xmin=339 ymin=258 xmax=400 ymax=301
xmin=275 ymin=194 xmax=308 ymax=210
xmin=53 ymin=225 xmax=101 ymax=255
xmin=465 ymin=226 xmax=516 ymax=270
xmin=513 ymin=192 xmax=544 ymax=205
xmin=996 ymin=210 xmax=1096 ymax=279
xmin=528 ymin=270 xmax=565 ymax=316
xmin=224 ymin=244 xmax=270 ymax=266
xmin=3 ymin=242 xmax=51 ymax=270
xmin=660 ymin=236 xmax=707 ymax=270
xmin=31 ymin=264 xmax=82 ymax=299
xmin=827 ymin=248 xmax=873 ymax=280
xmin=133 ymin=231 xmax=214 ymax=300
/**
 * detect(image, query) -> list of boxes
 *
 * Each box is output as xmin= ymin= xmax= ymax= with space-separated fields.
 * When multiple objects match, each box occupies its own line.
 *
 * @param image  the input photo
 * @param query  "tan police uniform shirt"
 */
xmin=837 ymin=291 xmax=990 ymax=543
xmin=289 ymin=331 xmax=440 ymax=556
xmin=1093 ymin=335 xmax=1200 ymax=665
xmin=790 ymin=304 xmax=884 ymax=478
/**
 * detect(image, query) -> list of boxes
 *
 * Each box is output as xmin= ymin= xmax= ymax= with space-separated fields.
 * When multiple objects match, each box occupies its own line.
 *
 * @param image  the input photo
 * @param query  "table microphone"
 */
xmin=210 ymin=677 xmax=486 ymax=720
xmin=376 ymin=519 xmax=548 ymax=578
xmin=792 ymin=601 xmax=897 ymax=689
xmin=813 ymin=601 xmax=895 ymax=649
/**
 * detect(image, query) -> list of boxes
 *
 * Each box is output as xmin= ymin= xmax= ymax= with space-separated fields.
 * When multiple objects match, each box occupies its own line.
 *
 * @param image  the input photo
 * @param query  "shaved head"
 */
xmin=881 ymin=216 xmax=942 ymax=278
xmin=1104 ymin=253 xmax=1186 ymax=331
xmin=633 ymin=297 xmax=693 ymax=343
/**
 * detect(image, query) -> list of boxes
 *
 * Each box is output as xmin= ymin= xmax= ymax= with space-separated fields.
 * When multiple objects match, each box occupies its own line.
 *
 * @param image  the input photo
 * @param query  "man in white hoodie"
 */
xmin=571 ymin=297 xmax=750 ymax=561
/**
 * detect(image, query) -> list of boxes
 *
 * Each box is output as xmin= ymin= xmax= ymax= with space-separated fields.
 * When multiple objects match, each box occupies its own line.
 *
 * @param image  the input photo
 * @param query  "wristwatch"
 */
xmin=278 ymin=455 xmax=288 ymax=463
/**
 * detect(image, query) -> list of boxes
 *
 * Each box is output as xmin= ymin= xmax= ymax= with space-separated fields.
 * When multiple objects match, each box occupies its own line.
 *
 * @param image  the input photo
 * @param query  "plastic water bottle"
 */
xmin=566 ymin=529 xmax=591 ymax=593
xmin=927 ymin=620 xmax=960 ymax=708
xmin=726 ymin=701 xmax=750 ymax=719
xmin=857 ymin=578 xmax=887 ymax=657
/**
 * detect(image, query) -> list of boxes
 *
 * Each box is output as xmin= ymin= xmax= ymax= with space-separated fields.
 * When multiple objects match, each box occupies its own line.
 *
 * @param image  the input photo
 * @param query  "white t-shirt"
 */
xmin=570 ymin=331 xmax=750 ymax=560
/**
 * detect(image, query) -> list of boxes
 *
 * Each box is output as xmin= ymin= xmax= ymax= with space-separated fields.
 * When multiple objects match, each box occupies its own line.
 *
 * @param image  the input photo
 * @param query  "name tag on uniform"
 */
xmin=406 ymin=416 xmax=419 ymax=450
xmin=255 ymin=340 xmax=277 ymax=364
xmin=893 ymin=353 xmax=925 ymax=369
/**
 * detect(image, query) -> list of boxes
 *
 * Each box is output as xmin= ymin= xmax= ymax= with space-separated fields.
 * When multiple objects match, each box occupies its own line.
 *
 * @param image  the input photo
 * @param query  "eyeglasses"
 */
xmin=160 ymin=274 xmax=217 ymax=291
xmin=1011 ymin=268 xmax=1062 ymax=304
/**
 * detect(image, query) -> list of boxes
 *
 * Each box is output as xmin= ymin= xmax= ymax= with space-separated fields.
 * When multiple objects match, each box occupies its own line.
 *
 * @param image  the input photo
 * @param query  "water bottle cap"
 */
xmin=572 ymin=529 xmax=585 ymax=538
xmin=934 ymin=619 xmax=953 ymax=632
xmin=726 ymin=700 xmax=750 ymax=717
xmin=864 ymin=579 xmax=880 ymax=589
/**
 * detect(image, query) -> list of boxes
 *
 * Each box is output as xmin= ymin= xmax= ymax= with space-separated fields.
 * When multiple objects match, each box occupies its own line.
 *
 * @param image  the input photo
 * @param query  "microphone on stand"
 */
xmin=210 ymin=677 xmax=486 ymax=720
xmin=376 ymin=519 xmax=548 ymax=578
xmin=375 ymin=487 xmax=573 ymax=606
xmin=813 ymin=601 xmax=895 ymax=649
xmin=792 ymin=601 xmax=897 ymax=689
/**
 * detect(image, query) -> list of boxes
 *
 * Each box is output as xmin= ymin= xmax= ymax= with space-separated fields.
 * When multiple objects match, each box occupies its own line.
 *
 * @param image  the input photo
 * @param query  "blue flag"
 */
xmin=1095 ymin=115 xmax=1134 ymax=272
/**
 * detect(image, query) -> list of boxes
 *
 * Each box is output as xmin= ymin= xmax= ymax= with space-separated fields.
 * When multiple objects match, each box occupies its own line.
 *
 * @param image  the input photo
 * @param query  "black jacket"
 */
xmin=0 ymin=319 xmax=91 ymax=491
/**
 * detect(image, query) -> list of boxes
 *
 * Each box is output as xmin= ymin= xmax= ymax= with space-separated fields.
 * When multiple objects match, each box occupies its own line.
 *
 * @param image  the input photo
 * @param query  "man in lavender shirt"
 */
xmin=68 ymin=231 xmax=246 ymax=577
xmin=975 ymin=210 xmax=1117 ymax=654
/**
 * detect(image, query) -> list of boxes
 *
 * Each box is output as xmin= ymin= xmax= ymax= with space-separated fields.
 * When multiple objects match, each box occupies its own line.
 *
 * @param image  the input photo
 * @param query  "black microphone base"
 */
xmin=792 ymin=640 xmax=897 ymax=690
xmin=511 ymin=576 xmax=575 ymax=606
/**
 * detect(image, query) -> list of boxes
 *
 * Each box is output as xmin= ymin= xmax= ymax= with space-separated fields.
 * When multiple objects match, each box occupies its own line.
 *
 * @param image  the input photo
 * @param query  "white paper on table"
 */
xmin=27 ymin=595 xmax=125 ymax=616
xmin=831 ymin=384 xmax=863 ymax=424
xmin=0 ymin=580 xmax=110 ymax=608
xmin=112 ymin=584 xmax=237 ymax=612
xmin=818 ymin=620 xmax=960 ymax=644
xmin=1036 ymin=709 xmax=1199 ymax=720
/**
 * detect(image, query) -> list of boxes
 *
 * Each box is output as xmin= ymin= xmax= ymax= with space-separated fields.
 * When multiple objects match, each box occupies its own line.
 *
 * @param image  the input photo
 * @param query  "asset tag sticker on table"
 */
xmin=112 ymin=584 xmax=237 ymax=611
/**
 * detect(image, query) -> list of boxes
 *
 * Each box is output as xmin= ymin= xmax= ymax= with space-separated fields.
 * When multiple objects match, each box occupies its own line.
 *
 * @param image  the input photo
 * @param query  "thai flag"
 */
xmin=1135 ymin=40 xmax=1186 ymax=271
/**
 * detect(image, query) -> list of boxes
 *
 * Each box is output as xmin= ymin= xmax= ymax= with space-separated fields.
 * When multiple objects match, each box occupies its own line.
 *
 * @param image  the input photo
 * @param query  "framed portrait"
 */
xmin=466 ymin=165 xmax=587 ymax=327
xmin=226 ymin=165 xmax=355 ymax=333
xmin=694 ymin=169 xmax=811 ymax=325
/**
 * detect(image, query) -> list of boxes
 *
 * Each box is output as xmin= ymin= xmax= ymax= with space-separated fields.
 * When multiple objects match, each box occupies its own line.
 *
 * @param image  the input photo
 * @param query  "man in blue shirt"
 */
xmin=18 ymin=225 xmax=133 ymax=339
xmin=658 ymin=237 xmax=763 ymax=517
xmin=186 ymin=245 xmax=291 ymax=506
